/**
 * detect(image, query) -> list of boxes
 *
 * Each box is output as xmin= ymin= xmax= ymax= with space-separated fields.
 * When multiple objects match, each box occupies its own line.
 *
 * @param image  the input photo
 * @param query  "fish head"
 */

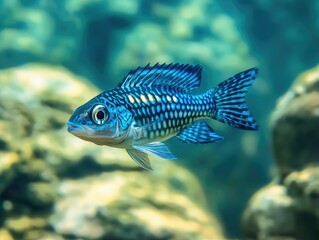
xmin=67 ymin=97 xmax=133 ymax=146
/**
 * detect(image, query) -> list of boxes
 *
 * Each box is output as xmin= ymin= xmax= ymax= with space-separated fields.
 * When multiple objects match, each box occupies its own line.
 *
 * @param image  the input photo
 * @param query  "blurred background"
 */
xmin=1 ymin=0 xmax=319 ymax=239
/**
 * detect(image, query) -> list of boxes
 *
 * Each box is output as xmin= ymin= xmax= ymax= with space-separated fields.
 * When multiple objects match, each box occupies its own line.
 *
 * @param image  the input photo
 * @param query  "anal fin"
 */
xmin=176 ymin=121 xmax=223 ymax=144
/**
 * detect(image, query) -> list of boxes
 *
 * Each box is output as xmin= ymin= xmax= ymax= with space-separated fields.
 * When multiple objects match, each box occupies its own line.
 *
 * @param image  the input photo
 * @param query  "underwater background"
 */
xmin=1 ymin=0 xmax=319 ymax=239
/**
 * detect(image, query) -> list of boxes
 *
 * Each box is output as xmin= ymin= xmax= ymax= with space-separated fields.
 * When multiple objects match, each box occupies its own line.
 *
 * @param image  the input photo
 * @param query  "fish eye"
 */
xmin=91 ymin=105 xmax=109 ymax=125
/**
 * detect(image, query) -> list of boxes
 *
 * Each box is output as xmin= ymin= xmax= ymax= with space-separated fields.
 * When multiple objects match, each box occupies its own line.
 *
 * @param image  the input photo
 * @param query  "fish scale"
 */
xmin=107 ymin=88 xmax=209 ymax=140
xmin=67 ymin=63 xmax=258 ymax=170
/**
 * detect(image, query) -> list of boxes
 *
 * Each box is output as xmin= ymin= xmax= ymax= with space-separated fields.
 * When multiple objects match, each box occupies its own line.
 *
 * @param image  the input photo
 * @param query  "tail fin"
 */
xmin=211 ymin=68 xmax=258 ymax=130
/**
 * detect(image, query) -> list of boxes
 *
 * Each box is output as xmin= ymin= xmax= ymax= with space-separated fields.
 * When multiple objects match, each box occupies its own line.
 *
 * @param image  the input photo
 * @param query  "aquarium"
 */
xmin=0 ymin=0 xmax=318 ymax=239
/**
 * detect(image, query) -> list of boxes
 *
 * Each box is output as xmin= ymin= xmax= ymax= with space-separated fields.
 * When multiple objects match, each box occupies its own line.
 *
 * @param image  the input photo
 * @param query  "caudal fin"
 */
xmin=211 ymin=68 xmax=258 ymax=130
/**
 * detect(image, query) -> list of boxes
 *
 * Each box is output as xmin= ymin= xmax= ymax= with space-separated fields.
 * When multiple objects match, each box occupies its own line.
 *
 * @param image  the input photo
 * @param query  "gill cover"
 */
xmin=116 ymin=106 xmax=134 ymax=132
xmin=94 ymin=105 xmax=134 ymax=145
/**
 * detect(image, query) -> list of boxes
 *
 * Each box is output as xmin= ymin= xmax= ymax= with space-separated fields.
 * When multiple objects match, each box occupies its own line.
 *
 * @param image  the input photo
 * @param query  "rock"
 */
xmin=0 ymin=153 xmax=19 ymax=195
xmin=271 ymin=65 xmax=319 ymax=177
xmin=0 ymin=64 xmax=224 ymax=240
xmin=50 ymin=169 xmax=223 ymax=240
xmin=242 ymin=66 xmax=319 ymax=239
xmin=0 ymin=229 xmax=14 ymax=240
xmin=284 ymin=166 xmax=319 ymax=217
xmin=242 ymin=168 xmax=319 ymax=239
xmin=25 ymin=182 xmax=57 ymax=208
xmin=5 ymin=216 xmax=47 ymax=234
xmin=242 ymin=184 xmax=295 ymax=239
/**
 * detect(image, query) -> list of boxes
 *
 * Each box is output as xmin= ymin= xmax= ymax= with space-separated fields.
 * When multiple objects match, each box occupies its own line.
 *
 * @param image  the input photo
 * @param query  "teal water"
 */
xmin=0 ymin=0 xmax=318 ymax=238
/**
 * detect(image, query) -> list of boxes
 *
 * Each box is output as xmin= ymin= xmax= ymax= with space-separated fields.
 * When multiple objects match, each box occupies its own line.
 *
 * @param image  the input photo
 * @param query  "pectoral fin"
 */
xmin=133 ymin=142 xmax=177 ymax=160
xmin=127 ymin=149 xmax=152 ymax=170
xmin=127 ymin=142 xmax=176 ymax=170
xmin=176 ymin=121 xmax=223 ymax=144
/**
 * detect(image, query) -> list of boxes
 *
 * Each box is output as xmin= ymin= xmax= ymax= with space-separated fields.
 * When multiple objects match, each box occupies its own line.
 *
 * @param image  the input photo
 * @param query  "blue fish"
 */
xmin=67 ymin=63 xmax=258 ymax=170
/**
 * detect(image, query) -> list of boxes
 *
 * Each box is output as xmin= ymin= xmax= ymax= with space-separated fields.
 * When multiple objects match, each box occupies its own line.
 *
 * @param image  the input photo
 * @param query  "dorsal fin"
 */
xmin=118 ymin=63 xmax=202 ymax=93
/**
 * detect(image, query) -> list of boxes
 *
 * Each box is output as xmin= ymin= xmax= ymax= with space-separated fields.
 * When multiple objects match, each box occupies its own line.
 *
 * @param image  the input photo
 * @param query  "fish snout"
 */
xmin=67 ymin=121 xmax=86 ymax=134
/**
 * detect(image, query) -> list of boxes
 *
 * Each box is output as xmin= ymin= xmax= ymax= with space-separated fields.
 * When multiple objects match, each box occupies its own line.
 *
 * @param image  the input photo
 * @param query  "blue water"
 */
xmin=1 ymin=0 xmax=318 ymax=238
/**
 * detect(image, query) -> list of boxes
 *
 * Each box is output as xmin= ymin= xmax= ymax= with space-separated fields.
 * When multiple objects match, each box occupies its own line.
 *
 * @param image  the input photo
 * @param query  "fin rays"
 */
xmin=127 ymin=142 xmax=176 ymax=171
xmin=176 ymin=121 xmax=224 ymax=144
xmin=213 ymin=68 xmax=258 ymax=130
xmin=118 ymin=63 xmax=202 ymax=93
xmin=127 ymin=149 xmax=152 ymax=170
xmin=134 ymin=142 xmax=176 ymax=160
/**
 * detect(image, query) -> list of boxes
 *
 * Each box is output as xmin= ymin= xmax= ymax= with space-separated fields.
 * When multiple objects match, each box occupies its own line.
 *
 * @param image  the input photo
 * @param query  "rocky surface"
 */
xmin=0 ymin=64 xmax=224 ymax=240
xmin=242 ymin=184 xmax=295 ymax=239
xmin=243 ymin=166 xmax=319 ymax=240
xmin=271 ymin=64 xmax=319 ymax=178
xmin=242 ymin=65 xmax=319 ymax=239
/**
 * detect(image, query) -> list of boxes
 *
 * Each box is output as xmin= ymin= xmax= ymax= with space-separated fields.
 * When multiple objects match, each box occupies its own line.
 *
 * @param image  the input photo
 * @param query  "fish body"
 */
xmin=67 ymin=63 xmax=258 ymax=170
xmin=100 ymin=87 xmax=212 ymax=144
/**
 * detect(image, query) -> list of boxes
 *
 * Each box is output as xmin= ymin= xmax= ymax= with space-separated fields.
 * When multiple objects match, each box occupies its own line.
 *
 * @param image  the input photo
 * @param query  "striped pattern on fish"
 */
xmin=67 ymin=63 xmax=258 ymax=170
xmin=97 ymin=87 xmax=213 ymax=143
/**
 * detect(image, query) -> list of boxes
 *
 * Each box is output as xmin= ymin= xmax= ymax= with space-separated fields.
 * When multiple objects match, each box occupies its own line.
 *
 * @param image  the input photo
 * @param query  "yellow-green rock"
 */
xmin=271 ymin=65 xmax=319 ymax=177
xmin=243 ymin=66 xmax=319 ymax=239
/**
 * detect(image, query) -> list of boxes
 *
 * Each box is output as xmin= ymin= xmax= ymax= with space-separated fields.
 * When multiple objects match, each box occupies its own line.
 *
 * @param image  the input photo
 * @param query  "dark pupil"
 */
xmin=96 ymin=110 xmax=105 ymax=120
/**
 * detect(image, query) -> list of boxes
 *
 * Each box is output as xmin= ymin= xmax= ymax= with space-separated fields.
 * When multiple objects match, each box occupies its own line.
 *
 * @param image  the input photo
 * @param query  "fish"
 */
xmin=67 ymin=63 xmax=258 ymax=170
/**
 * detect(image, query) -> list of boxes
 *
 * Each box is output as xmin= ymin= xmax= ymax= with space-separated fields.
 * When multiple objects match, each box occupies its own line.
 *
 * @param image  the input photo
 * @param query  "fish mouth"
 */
xmin=66 ymin=121 xmax=117 ymax=142
xmin=66 ymin=121 xmax=129 ymax=146
xmin=67 ymin=121 xmax=90 ymax=136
